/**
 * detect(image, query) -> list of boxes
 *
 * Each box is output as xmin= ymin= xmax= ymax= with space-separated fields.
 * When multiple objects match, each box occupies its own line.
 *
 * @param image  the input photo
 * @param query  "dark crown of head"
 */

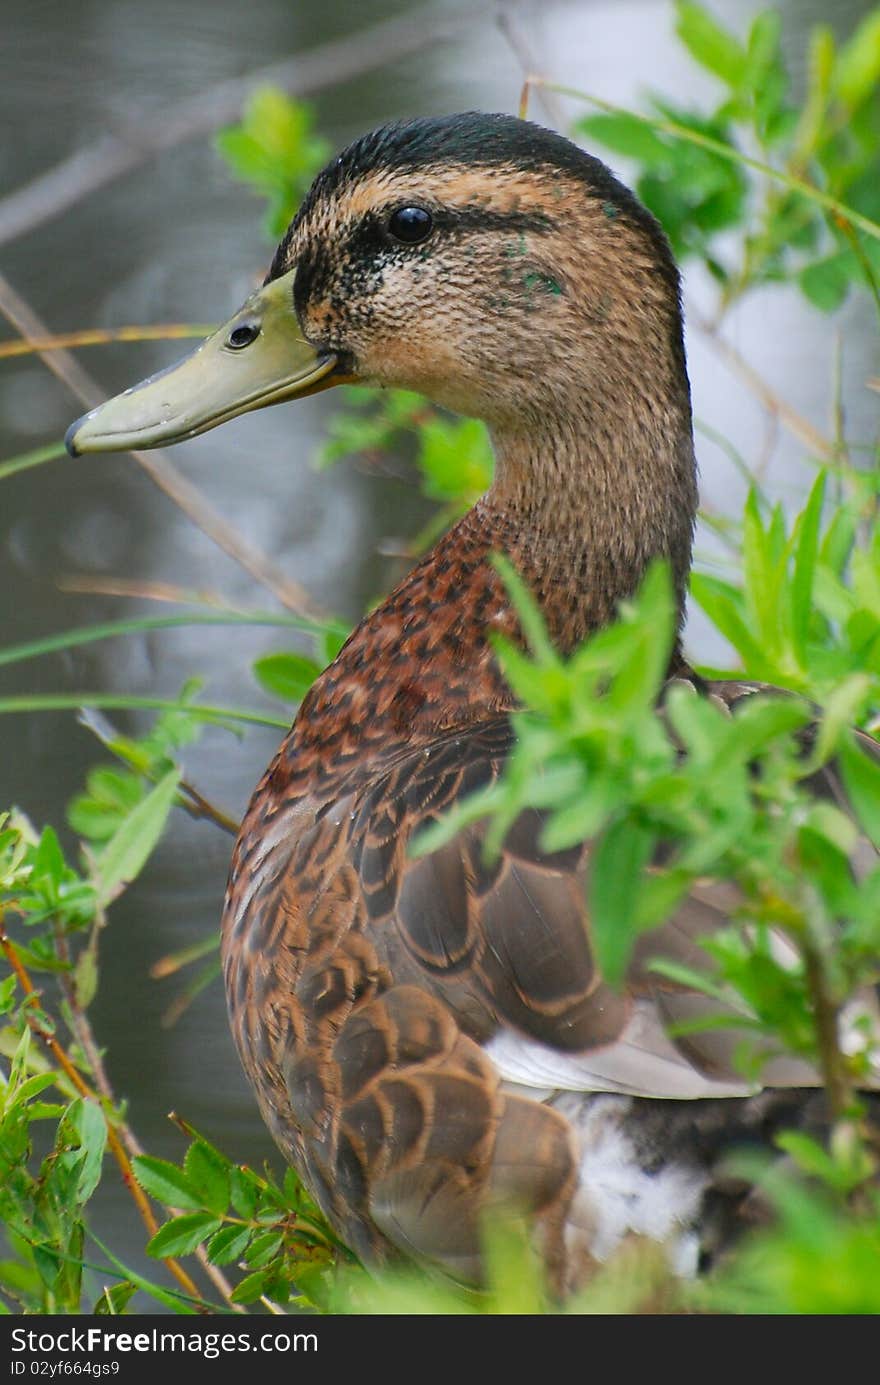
xmin=269 ymin=112 xmax=678 ymax=294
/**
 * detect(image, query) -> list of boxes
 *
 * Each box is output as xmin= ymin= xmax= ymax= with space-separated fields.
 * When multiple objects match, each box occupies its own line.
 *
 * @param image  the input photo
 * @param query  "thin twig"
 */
xmin=75 ymin=707 xmax=241 ymax=838
xmin=495 ymin=6 xmax=567 ymax=130
xmin=177 ymin=781 xmax=239 ymax=837
xmin=801 ymin=939 xmax=854 ymax=1123
xmin=0 ymin=270 xmax=323 ymax=618
xmin=689 ymin=305 xmax=838 ymax=461
xmin=0 ymin=3 xmax=480 ymax=249
xmin=0 ymin=324 xmax=212 ymax=360
xmin=53 ymin=927 xmax=117 ymax=1112
xmin=58 ymin=575 xmax=237 ymax=606
xmin=0 ymin=928 xmax=205 ymax=1306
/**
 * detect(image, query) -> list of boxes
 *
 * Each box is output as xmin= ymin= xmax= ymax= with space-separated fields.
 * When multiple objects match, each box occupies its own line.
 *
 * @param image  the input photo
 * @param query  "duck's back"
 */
xmin=221 ymin=573 xmax=863 ymax=1289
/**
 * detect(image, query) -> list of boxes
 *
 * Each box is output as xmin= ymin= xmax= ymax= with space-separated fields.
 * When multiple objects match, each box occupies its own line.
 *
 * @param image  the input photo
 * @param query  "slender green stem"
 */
xmin=694 ymin=418 xmax=772 ymax=511
xmin=0 ymin=610 xmax=313 ymax=669
xmin=0 ymin=441 xmax=66 ymax=481
xmin=0 ymin=694 xmax=288 ymax=729
xmin=548 ymin=81 xmax=880 ymax=243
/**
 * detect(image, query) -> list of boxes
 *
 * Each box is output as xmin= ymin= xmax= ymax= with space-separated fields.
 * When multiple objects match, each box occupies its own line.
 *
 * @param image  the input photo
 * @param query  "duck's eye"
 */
xmin=387 ymin=206 xmax=433 ymax=245
xmin=226 ymin=323 xmax=260 ymax=350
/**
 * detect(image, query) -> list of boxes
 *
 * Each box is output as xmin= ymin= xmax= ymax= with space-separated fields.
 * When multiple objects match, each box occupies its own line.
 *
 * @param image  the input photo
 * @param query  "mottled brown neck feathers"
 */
xmin=272 ymin=334 xmax=697 ymax=793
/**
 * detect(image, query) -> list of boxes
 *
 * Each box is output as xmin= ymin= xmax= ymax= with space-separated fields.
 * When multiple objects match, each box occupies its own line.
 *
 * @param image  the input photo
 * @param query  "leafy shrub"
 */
xmin=1 ymin=2 xmax=879 ymax=1313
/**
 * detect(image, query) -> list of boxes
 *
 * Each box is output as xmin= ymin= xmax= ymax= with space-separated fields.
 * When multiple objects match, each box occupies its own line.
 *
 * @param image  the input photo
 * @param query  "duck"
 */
xmin=66 ymin=112 xmax=879 ymax=1295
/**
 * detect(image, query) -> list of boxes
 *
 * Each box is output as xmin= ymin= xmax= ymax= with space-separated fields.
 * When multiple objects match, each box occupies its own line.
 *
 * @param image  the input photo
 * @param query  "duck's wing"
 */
xmin=247 ymin=690 xmax=878 ymax=1280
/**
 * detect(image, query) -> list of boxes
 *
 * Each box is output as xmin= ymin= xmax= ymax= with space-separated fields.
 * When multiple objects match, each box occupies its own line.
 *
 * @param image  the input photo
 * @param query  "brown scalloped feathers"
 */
xmin=219 ymin=115 xmax=879 ymax=1295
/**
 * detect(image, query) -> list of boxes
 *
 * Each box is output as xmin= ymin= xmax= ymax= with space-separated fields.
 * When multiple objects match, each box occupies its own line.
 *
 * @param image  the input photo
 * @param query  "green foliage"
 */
xmin=577 ymin=1 xmax=880 ymax=309
xmin=692 ymin=471 xmax=880 ymax=699
xmin=0 ymin=713 xmax=201 ymax=1311
xmin=216 ymin=89 xmax=331 ymax=238
xmin=694 ymin=1164 xmax=880 ymax=1314
xmin=319 ymin=385 xmax=494 ymax=549
xmin=3 ymin=0 xmax=880 ymax=1319
xmin=251 ymin=621 xmax=348 ymax=706
xmin=68 ymin=680 xmax=205 ymax=851
xmin=134 ymin=1130 xmax=349 ymax=1309
xmin=0 ymin=1025 xmax=108 ymax=1312
xmin=252 ymin=651 xmax=323 ymax=705
xmin=419 ymin=544 xmax=880 ymax=1088
xmin=580 ymin=104 xmax=748 ymax=276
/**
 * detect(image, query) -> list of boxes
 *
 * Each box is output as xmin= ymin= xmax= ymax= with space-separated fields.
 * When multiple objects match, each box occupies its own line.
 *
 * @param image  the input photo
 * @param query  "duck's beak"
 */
xmin=65 ymin=267 xmax=338 ymax=456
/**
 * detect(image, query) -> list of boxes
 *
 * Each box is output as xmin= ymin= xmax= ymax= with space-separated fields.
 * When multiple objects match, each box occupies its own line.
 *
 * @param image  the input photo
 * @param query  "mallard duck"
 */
xmin=67 ymin=112 xmax=879 ymax=1293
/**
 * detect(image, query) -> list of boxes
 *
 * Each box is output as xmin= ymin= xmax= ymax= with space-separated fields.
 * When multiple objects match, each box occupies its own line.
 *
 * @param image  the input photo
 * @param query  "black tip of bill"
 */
xmin=65 ymin=418 xmax=84 ymax=458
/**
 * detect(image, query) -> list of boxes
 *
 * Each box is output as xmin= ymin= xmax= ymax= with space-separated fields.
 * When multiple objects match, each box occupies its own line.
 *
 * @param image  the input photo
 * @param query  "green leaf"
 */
xmin=838 ymin=732 xmax=880 ymax=849
xmin=792 ymin=25 xmax=835 ymax=164
xmin=774 ymin=1132 xmax=857 ymax=1193
xmin=245 ymin=1230 xmax=283 ymax=1269
xmin=68 ymin=767 xmax=142 ymax=844
xmin=492 ymin=554 xmax=560 ymax=667
xmin=741 ymin=488 xmax=780 ymax=649
xmin=146 ymin=1212 xmax=223 ymax=1259
xmin=229 ymin=1268 xmax=269 ymax=1304
xmin=4 ymin=1071 xmax=57 ymax=1114
xmin=94 ymin=1280 xmax=138 ymax=1315
xmin=719 ymin=693 xmax=811 ymax=760
xmin=72 ymin=940 xmax=99 ymax=1010
xmin=32 ymin=827 xmax=66 ymax=885
xmin=206 ymin=1224 xmax=252 ymax=1266
xmin=215 ymin=89 xmax=331 ymax=238
xmin=789 ymin=471 xmax=825 ymax=665
xmin=252 ymin=651 xmax=322 ymax=704
xmin=132 ymin=1155 xmax=205 ymax=1212
xmin=229 ymin=1167 xmax=259 ymax=1220
xmin=834 ymin=10 xmax=880 ymax=108
xmin=183 ymin=1141 xmax=230 ymax=1217
xmin=810 ymin=674 xmax=871 ymax=767
xmin=675 ymin=1 xmax=747 ymax=87
xmin=689 ymin=574 xmax=767 ymax=669
xmin=589 ymin=817 xmax=656 ymax=986
xmin=5 ymin=1026 xmax=32 ymax=1105
xmin=96 ymin=768 xmax=179 ymax=906
xmin=799 ymin=254 xmax=852 ymax=312
xmin=317 ymin=622 xmax=350 ymax=666
xmin=576 ymin=113 xmax=670 ymax=165
xmin=59 ymin=1099 xmax=107 ymax=1203
xmin=0 ymin=974 xmax=17 ymax=1015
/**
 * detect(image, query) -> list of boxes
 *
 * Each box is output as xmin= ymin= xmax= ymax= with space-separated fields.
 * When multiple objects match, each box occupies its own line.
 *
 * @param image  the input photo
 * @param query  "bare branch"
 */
xmin=495 ymin=4 xmax=568 ymax=130
xmin=0 ymin=3 xmax=480 ymax=248
xmin=689 ymin=304 xmax=838 ymax=462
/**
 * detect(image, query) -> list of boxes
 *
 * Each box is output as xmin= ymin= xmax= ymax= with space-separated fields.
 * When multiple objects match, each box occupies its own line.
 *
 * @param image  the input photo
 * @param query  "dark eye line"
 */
xmin=380 ymin=203 xmax=554 ymax=237
xmin=336 ymin=203 xmax=557 ymax=270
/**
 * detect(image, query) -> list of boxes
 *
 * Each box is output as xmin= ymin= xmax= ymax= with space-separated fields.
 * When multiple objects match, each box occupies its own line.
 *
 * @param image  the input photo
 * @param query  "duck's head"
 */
xmin=66 ymin=111 xmax=691 ymax=451
xmin=67 ymin=112 xmax=697 ymax=615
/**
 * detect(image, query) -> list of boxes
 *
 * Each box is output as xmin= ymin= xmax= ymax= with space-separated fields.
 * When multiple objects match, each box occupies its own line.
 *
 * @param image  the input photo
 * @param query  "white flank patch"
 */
xmin=554 ymin=1093 xmax=707 ymax=1271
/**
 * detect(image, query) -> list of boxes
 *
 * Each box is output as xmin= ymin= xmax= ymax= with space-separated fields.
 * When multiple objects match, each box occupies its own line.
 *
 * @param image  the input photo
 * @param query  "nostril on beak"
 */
xmin=226 ymin=323 xmax=260 ymax=350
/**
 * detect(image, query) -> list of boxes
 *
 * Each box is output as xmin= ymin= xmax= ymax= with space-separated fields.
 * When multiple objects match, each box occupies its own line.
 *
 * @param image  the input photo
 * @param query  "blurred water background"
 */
xmin=1 ymin=0 xmax=877 ymax=1300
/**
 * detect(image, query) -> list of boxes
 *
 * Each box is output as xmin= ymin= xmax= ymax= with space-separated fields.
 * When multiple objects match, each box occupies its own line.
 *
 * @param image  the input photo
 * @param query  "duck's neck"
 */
xmin=264 ymin=396 xmax=697 ymax=800
xmin=483 ymin=387 xmax=697 ymax=650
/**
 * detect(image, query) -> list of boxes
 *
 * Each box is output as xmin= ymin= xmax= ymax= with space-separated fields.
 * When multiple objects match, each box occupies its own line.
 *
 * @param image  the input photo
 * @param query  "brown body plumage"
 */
xmin=67 ymin=113 xmax=879 ymax=1293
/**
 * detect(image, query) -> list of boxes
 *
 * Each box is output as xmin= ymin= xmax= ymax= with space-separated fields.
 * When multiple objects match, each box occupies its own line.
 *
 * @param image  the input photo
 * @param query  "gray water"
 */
xmin=1 ymin=0 xmax=877 ymax=1306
